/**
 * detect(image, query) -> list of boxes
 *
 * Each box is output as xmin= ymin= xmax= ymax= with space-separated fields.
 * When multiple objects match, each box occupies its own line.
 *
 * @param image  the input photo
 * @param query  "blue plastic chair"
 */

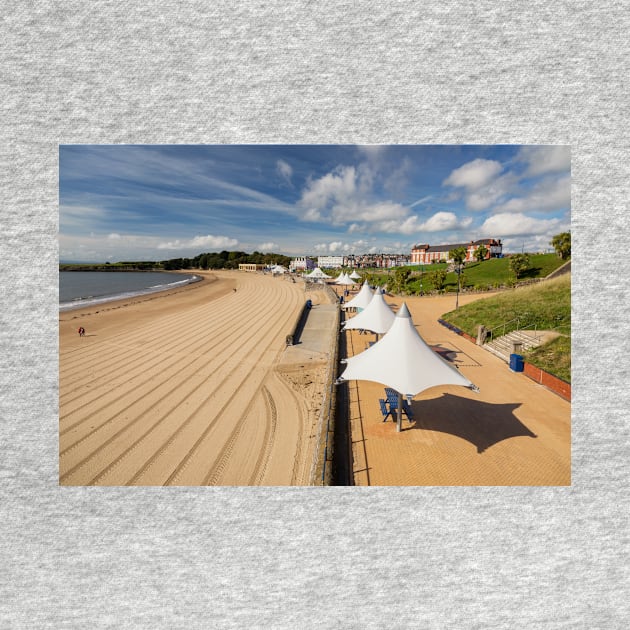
xmin=379 ymin=399 xmax=393 ymax=422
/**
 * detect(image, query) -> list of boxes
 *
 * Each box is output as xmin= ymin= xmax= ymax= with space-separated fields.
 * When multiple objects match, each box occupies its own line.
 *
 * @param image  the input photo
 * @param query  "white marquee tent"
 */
xmin=305 ymin=267 xmax=330 ymax=279
xmin=342 ymin=288 xmax=395 ymax=335
xmin=339 ymin=302 xmax=478 ymax=431
xmin=349 ymin=270 xmax=361 ymax=280
xmin=335 ymin=272 xmax=355 ymax=286
xmin=342 ymin=280 xmax=374 ymax=311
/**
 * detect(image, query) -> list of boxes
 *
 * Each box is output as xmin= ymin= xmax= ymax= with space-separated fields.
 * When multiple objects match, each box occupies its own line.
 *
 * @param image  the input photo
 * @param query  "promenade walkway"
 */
xmin=344 ymin=292 xmax=571 ymax=486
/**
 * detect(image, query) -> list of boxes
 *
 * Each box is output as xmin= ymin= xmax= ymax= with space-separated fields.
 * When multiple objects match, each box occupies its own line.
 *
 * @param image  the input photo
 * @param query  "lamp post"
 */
xmin=455 ymin=262 xmax=461 ymax=309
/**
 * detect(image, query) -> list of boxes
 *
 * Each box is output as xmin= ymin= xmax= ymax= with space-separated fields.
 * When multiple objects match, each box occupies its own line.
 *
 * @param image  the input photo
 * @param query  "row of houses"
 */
xmin=288 ymin=239 xmax=503 ymax=271
xmin=410 ymin=239 xmax=503 ymax=264
xmin=289 ymin=254 xmax=412 ymax=271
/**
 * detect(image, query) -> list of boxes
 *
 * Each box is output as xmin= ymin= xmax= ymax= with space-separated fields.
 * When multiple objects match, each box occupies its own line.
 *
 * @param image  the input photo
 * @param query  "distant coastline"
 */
xmin=59 ymin=263 xmax=162 ymax=272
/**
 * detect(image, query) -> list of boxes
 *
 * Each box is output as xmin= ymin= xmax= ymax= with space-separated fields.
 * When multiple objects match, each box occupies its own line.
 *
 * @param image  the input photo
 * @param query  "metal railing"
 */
xmin=485 ymin=316 xmax=539 ymax=342
xmin=485 ymin=315 xmax=570 ymax=344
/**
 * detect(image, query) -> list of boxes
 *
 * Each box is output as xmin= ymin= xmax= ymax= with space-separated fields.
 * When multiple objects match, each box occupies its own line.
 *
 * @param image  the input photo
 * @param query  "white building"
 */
xmin=289 ymin=256 xmax=315 ymax=272
xmin=317 ymin=255 xmax=344 ymax=269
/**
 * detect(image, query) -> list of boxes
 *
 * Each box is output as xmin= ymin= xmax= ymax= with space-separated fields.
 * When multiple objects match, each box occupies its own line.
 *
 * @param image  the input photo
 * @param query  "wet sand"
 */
xmin=59 ymin=270 xmax=333 ymax=486
xmin=344 ymin=291 xmax=571 ymax=486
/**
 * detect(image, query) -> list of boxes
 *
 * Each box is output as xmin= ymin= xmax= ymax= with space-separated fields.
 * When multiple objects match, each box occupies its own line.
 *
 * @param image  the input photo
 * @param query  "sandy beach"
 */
xmin=343 ymin=291 xmax=571 ymax=486
xmin=59 ymin=271 xmax=333 ymax=486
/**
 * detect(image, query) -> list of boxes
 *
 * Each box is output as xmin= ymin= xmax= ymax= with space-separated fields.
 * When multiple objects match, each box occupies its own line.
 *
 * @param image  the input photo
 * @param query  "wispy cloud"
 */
xmin=276 ymin=159 xmax=293 ymax=187
xmin=479 ymin=212 xmax=562 ymax=237
xmin=157 ymin=234 xmax=239 ymax=250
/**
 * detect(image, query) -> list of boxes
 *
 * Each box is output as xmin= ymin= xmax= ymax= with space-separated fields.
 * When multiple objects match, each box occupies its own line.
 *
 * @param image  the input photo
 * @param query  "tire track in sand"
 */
xmin=61 ymin=281 xmax=297 ymax=485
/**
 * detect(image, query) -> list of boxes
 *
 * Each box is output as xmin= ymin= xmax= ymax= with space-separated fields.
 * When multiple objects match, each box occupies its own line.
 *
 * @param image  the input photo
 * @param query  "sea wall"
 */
xmin=310 ymin=304 xmax=341 ymax=486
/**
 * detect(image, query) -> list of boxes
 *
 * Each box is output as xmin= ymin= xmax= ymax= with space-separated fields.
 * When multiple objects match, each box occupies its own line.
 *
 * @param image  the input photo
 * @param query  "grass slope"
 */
xmin=441 ymin=274 xmax=571 ymax=382
xmin=360 ymin=254 xmax=568 ymax=294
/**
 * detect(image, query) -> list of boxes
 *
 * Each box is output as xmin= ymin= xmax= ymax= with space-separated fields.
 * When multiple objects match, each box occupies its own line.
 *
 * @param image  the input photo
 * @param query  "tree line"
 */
xmin=161 ymin=250 xmax=292 ymax=270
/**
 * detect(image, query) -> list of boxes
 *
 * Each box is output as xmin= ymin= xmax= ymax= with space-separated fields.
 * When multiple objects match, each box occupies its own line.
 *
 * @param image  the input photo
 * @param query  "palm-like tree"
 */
xmin=475 ymin=244 xmax=488 ymax=262
xmin=551 ymin=232 xmax=571 ymax=259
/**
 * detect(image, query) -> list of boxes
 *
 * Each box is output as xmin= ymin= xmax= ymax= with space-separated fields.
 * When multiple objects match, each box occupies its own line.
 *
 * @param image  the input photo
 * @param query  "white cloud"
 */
xmin=479 ymin=212 xmax=561 ymax=237
xmin=465 ymin=172 xmax=520 ymax=211
xmin=375 ymin=211 xmax=473 ymax=235
xmin=276 ymin=159 xmax=293 ymax=186
xmin=312 ymin=240 xmax=371 ymax=254
xmin=299 ymin=164 xmax=406 ymax=225
xmin=107 ymin=233 xmax=121 ymax=240
xmin=443 ymin=159 xmax=503 ymax=190
xmin=501 ymin=234 xmax=560 ymax=254
xmin=517 ymin=146 xmax=570 ymax=176
xmin=332 ymin=201 xmax=407 ymax=225
xmin=300 ymin=166 xmax=358 ymax=213
xmin=302 ymin=207 xmax=323 ymax=221
xmin=420 ymin=211 xmax=473 ymax=232
xmin=351 ymin=239 xmax=369 ymax=250
xmin=259 ymin=242 xmax=279 ymax=252
xmin=494 ymin=175 xmax=570 ymax=213
xmin=356 ymin=145 xmax=386 ymax=160
xmin=157 ymin=234 xmax=238 ymax=250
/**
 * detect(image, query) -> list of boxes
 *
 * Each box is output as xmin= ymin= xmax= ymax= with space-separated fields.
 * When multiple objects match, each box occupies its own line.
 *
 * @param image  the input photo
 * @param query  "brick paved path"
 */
xmin=344 ymin=292 xmax=570 ymax=486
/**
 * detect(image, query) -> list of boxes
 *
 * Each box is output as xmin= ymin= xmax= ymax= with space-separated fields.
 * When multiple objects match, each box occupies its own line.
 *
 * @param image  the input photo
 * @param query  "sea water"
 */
xmin=59 ymin=271 xmax=200 ymax=312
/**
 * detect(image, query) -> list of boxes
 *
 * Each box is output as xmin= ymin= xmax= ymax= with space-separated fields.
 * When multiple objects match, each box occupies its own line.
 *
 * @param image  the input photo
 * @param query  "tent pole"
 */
xmin=396 ymin=392 xmax=403 ymax=432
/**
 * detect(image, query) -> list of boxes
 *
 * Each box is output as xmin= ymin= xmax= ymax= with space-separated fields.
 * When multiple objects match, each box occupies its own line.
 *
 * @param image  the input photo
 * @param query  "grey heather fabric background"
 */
xmin=1 ymin=1 xmax=628 ymax=628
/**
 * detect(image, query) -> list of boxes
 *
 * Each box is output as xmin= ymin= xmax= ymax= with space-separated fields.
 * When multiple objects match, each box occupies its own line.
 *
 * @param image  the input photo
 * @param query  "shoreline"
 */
xmin=59 ymin=270 xmax=202 ymax=313
xmin=59 ymin=270 xmax=214 ymax=324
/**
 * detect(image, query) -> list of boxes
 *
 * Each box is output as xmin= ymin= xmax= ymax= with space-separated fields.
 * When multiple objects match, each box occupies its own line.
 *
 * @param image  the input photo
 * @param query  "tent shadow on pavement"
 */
xmin=429 ymin=344 xmax=458 ymax=363
xmin=407 ymin=393 xmax=537 ymax=453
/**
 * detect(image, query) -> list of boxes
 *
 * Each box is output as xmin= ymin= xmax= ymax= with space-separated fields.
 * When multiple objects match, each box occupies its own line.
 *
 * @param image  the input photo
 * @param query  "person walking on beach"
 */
xmin=78 ymin=326 xmax=85 ymax=337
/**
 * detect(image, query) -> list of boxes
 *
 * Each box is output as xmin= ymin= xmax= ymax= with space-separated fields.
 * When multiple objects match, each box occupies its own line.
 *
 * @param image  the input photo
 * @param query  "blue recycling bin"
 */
xmin=509 ymin=353 xmax=524 ymax=372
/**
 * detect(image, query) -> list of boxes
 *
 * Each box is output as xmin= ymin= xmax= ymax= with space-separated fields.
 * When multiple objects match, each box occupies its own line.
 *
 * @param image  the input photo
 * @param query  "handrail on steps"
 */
xmin=485 ymin=316 xmax=540 ymax=342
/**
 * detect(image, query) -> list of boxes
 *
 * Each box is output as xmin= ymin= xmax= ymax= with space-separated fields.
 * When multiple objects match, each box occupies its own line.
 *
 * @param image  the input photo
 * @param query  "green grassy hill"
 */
xmin=359 ymin=254 xmax=568 ymax=294
xmin=441 ymin=274 xmax=571 ymax=382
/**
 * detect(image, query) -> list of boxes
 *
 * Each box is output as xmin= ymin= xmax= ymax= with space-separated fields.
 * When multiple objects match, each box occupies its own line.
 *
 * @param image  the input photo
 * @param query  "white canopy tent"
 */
xmin=349 ymin=270 xmax=361 ymax=280
xmin=342 ymin=280 xmax=373 ymax=311
xmin=339 ymin=302 xmax=478 ymax=432
xmin=305 ymin=267 xmax=330 ymax=279
xmin=270 ymin=264 xmax=287 ymax=274
xmin=335 ymin=272 xmax=355 ymax=286
xmin=342 ymin=288 xmax=395 ymax=336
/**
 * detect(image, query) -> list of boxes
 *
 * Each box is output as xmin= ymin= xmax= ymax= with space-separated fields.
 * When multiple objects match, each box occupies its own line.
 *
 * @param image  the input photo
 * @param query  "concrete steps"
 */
xmin=483 ymin=330 xmax=544 ymax=362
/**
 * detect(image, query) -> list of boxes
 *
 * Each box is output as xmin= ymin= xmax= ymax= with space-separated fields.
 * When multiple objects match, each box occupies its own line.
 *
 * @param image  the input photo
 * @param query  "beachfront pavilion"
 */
xmin=305 ymin=267 xmax=330 ymax=279
xmin=342 ymin=280 xmax=373 ymax=311
xmin=342 ymin=288 xmax=395 ymax=340
xmin=340 ymin=302 xmax=477 ymax=431
xmin=335 ymin=272 xmax=355 ymax=286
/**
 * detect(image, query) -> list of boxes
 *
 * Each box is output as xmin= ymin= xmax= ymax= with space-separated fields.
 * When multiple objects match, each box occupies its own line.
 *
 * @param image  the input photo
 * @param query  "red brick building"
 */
xmin=410 ymin=238 xmax=502 ymax=264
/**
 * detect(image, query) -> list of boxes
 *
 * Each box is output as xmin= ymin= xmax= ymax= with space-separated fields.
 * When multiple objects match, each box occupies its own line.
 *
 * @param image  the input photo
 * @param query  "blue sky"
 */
xmin=59 ymin=144 xmax=570 ymax=262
